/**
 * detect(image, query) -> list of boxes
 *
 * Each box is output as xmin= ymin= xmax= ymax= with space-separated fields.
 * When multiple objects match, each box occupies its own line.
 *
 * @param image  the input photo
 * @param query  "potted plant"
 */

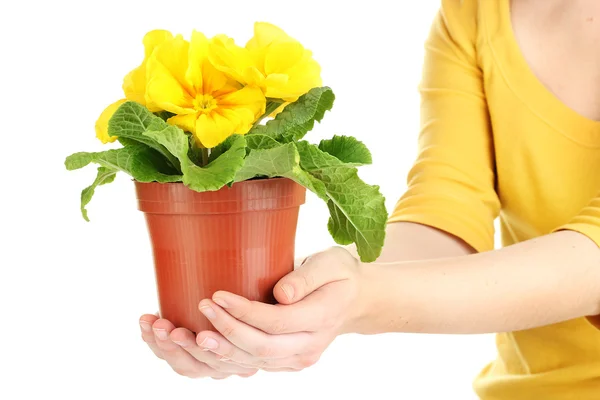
xmin=65 ymin=23 xmax=387 ymax=333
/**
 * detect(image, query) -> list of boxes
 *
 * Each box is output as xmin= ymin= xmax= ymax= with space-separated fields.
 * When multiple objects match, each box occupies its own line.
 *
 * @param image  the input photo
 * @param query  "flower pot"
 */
xmin=135 ymin=178 xmax=306 ymax=333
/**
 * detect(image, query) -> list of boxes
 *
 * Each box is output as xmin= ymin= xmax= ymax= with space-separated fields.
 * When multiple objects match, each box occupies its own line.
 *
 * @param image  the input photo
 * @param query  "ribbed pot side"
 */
xmin=135 ymin=178 xmax=306 ymax=333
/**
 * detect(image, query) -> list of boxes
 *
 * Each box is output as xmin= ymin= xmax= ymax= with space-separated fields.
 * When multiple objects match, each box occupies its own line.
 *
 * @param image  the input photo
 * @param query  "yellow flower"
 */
xmin=95 ymin=99 xmax=126 ymax=144
xmin=95 ymin=30 xmax=173 ymax=144
xmin=145 ymin=31 xmax=266 ymax=148
xmin=209 ymin=22 xmax=322 ymax=102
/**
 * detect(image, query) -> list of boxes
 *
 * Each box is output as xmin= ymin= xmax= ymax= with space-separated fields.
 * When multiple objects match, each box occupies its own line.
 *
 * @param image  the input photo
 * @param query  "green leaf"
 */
xmin=117 ymin=137 xmax=141 ymax=147
xmin=79 ymin=167 xmax=117 ymax=222
xmin=65 ymin=144 xmax=177 ymax=221
xmin=143 ymin=125 xmax=247 ymax=192
xmin=108 ymin=101 xmax=181 ymax=171
xmin=65 ymin=145 xmax=182 ymax=182
xmin=64 ymin=152 xmax=95 ymax=170
xmin=206 ymin=134 xmax=250 ymax=164
xmin=249 ymin=87 xmax=335 ymax=142
xmin=245 ymin=134 xmax=282 ymax=150
xmin=295 ymin=141 xmax=387 ymax=262
xmin=318 ymin=135 xmax=372 ymax=166
xmin=234 ymin=142 xmax=326 ymax=195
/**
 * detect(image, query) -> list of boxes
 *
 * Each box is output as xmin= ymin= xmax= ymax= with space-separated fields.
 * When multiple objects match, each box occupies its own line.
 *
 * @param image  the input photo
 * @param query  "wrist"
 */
xmin=341 ymin=261 xmax=383 ymax=335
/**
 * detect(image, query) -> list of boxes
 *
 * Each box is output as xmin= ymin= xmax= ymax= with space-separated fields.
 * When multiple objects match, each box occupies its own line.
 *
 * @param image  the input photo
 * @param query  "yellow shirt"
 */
xmin=389 ymin=0 xmax=600 ymax=398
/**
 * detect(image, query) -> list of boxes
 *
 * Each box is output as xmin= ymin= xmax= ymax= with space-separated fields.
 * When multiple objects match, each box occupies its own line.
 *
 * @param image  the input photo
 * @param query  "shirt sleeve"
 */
xmin=388 ymin=0 xmax=500 ymax=252
xmin=554 ymin=195 xmax=600 ymax=248
xmin=553 ymin=196 xmax=600 ymax=328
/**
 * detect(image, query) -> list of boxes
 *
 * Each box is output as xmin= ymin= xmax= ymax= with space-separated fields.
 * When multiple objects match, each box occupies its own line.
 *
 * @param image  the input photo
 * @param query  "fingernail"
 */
xmin=281 ymin=284 xmax=295 ymax=301
xmin=213 ymin=297 xmax=228 ymax=309
xmin=139 ymin=321 xmax=151 ymax=332
xmin=153 ymin=328 xmax=168 ymax=340
xmin=199 ymin=337 xmax=219 ymax=350
xmin=220 ymin=357 xmax=230 ymax=362
xmin=200 ymin=305 xmax=217 ymax=320
xmin=172 ymin=340 xmax=189 ymax=348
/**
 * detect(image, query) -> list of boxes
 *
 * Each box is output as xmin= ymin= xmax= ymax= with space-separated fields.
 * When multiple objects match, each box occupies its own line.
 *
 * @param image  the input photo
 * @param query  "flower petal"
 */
xmin=242 ymin=66 xmax=265 ymax=89
xmin=122 ymin=67 xmax=146 ymax=105
xmin=146 ymin=60 xmax=195 ymax=114
xmin=264 ymin=41 xmax=304 ymax=75
xmin=218 ymin=85 xmax=266 ymax=119
xmin=262 ymin=73 xmax=290 ymax=98
xmin=122 ymin=30 xmax=173 ymax=108
xmin=201 ymin=61 xmax=228 ymax=95
xmin=208 ymin=34 xmax=255 ymax=85
xmin=194 ymin=112 xmax=236 ymax=148
xmin=150 ymin=34 xmax=193 ymax=94
xmin=246 ymin=22 xmax=293 ymax=49
xmin=186 ymin=30 xmax=207 ymax=94
xmin=262 ymin=53 xmax=322 ymax=100
xmin=143 ymin=30 xmax=174 ymax=57
xmin=218 ymin=107 xmax=255 ymax=134
xmin=95 ymin=99 xmax=126 ymax=144
xmin=167 ymin=113 xmax=198 ymax=134
xmin=146 ymin=37 xmax=195 ymax=115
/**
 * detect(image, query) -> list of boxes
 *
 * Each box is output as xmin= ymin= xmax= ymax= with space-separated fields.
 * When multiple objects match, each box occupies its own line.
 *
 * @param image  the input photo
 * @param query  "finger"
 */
xmin=196 ymin=330 xmax=321 ymax=371
xmin=212 ymin=289 xmax=336 ymax=334
xmin=199 ymin=299 xmax=314 ymax=358
xmin=170 ymin=328 xmax=257 ymax=376
xmin=152 ymin=319 xmax=228 ymax=378
xmin=273 ymin=247 xmax=357 ymax=304
xmin=196 ymin=330 xmax=261 ymax=367
xmin=294 ymin=256 xmax=309 ymax=268
xmin=140 ymin=314 xmax=163 ymax=360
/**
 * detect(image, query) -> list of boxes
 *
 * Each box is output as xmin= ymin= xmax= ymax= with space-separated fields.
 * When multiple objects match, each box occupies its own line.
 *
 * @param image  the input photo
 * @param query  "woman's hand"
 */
xmin=139 ymin=314 xmax=258 ymax=379
xmin=194 ymin=246 xmax=365 ymax=371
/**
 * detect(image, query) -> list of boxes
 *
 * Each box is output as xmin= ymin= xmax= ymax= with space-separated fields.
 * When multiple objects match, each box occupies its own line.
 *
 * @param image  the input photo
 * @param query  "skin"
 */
xmin=139 ymin=0 xmax=600 ymax=377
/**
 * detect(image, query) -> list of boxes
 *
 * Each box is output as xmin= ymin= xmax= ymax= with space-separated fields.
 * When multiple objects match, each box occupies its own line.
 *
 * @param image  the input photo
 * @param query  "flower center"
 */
xmin=193 ymin=94 xmax=218 ymax=114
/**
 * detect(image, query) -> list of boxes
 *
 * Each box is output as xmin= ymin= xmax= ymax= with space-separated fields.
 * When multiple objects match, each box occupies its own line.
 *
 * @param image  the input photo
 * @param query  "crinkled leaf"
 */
xmin=295 ymin=141 xmax=387 ymax=262
xmin=318 ymin=135 xmax=372 ymax=166
xmin=117 ymin=137 xmax=141 ymax=147
xmin=79 ymin=167 xmax=117 ymax=222
xmin=249 ymin=87 xmax=334 ymax=142
xmin=64 ymin=151 xmax=96 ymax=170
xmin=234 ymin=142 xmax=326 ymax=196
xmin=143 ymin=126 xmax=246 ymax=192
xmin=245 ymin=134 xmax=282 ymax=150
xmin=65 ymin=145 xmax=181 ymax=182
xmin=108 ymin=101 xmax=181 ymax=171
xmin=207 ymin=134 xmax=251 ymax=164
xmin=65 ymin=145 xmax=180 ymax=221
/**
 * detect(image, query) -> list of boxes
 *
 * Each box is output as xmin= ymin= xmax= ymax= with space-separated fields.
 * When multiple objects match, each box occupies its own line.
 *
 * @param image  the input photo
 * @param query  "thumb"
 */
xmin=274 ymin=247 xmax=356 ymax=304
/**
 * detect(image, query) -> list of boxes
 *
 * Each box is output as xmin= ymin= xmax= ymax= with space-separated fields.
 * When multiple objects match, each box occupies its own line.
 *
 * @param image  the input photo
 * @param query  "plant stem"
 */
xmin=200 ymin=147 xmax=210 ymax=167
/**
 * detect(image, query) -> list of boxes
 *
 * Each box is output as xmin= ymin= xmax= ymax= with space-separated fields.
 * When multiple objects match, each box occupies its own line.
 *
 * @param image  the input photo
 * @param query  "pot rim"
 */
xmin=134 ymin=177 xmax=307 ymax=215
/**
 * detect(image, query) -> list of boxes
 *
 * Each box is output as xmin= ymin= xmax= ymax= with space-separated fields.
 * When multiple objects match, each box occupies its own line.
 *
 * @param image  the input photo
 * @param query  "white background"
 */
xmin=1 ymin=1 xmax=497 ymax=399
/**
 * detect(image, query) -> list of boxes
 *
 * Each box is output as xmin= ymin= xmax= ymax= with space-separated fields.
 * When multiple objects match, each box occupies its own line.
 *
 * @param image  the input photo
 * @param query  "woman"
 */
xmin=138 ymin=0 xmax=600 ymax=398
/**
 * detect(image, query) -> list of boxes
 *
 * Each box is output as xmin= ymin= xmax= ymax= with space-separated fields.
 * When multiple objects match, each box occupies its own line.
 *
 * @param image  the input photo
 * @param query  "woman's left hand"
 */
xmin=195 ymin=247 xmax=365 ymax=372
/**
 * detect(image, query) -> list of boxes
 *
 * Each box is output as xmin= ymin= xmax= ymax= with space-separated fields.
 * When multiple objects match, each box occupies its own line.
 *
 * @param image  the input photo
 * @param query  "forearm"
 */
xmin=346 ymin=221 xmax=475 ymax=263
xmin=353 ymin=230 xmax=600 ymax=335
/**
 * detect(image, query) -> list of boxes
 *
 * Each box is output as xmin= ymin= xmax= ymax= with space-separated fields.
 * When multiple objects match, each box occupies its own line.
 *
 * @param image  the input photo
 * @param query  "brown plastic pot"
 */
xmin=135 ymin=178 xmax=306 ymax=333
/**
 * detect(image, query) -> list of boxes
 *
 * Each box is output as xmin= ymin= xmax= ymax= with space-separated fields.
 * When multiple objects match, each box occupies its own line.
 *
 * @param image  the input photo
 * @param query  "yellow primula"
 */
xmin=208 ymin=22 xmax=322 ymax=102
xmin=144 ymin=31 xmax=266 ymax=148
xmin=95 ymin=30 xmax=173 ymax=144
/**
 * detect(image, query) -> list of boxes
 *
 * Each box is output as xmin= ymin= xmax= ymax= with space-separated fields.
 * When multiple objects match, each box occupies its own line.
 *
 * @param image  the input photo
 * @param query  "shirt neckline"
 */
xmin=481 ymin=0 xmax=600 ymax=148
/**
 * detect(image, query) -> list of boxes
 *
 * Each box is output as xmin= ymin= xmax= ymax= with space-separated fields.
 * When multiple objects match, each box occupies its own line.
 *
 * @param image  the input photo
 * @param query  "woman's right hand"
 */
xmin=139 ymin=314 xmax=258 ymax=379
